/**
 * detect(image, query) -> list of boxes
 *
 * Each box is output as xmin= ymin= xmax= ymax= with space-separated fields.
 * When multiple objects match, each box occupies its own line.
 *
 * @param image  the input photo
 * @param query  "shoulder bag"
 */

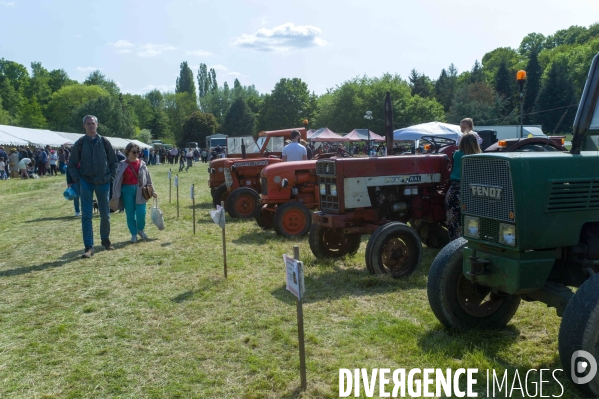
xmin=127 ymin=162 xmax=154 ymax=200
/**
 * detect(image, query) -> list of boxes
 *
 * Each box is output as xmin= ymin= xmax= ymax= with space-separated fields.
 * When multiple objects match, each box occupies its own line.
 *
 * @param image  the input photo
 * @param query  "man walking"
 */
xmin=68 ymin=115 xmax=119 ymax=258
xmin=282 ymin=130 xmax=307 ymax=162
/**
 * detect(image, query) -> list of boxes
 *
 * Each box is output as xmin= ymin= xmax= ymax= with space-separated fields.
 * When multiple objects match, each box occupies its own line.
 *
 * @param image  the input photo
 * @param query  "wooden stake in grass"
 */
xmin=175 ymin=174 xmax=179 ymax=219
xmin=221 ymin=200 xmax=227 ymax=279
xmin=168 ymin=168 xmax=172 ymax=204
xmin=293 ymin=245 xmax=307 ymax=392
xmin=191 ymin=184 xmax=195 ymax=234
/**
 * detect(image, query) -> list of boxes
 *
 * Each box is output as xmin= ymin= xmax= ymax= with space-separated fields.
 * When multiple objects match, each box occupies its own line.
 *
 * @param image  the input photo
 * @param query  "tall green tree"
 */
xmin=48 ymin=69 xmax=77 ymax=93
xmin=176 ymin=61 xmax=197 ymax=98
xmin=0 ymin=59 xmax=30 ymax=93
xmin=25 ymin=62 xmax=52 ymax=108
xmin=72 ymin=95 xmax=136 ymax=138
xmin=0 ymin=77 xmax=22 ymax=120
xmin=179 ymin=111 xmax=219 ymax=146
xmin=435 ymin=65 xmax=458 ymax=112
xmin=494 ymin=61 xmax=515 ymax=115
xmin=448 ymin=82 xmax=505 ymax=125
xmin=46 ymin=84 xmax=108 ymax=131
xmin=223 ymin=97 xmax=255 ymax=136
xmin=163 ymin=92 xmax=200 ymax=140
xmin=19 ymin=96 xmax=47 ymax=128
xmin=519 ymin=33 xmax=546 ymax=56
xmin=408 ymin=69 xmax=433 ymax=98
xmin=534 ymin=59 xmax=576 ymax=133
xmin=257 ymin=78 xmax=316 ymax=131
xmin=197 ymin=63 xmax=209 ymax=99
xmin=470 ymin=60 xmax=485 ymax=84
xmin=84 ymin=70 xmax=120 ymax=96
xmin=523 ymin=50 xmax=542 ymax=124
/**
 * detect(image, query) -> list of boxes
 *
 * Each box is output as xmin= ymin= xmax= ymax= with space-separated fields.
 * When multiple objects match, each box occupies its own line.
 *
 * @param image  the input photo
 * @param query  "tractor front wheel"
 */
xmin=309 ymin=225 xmax=360 ymax=259
xmin=212 ymin=183 xmax=229 ymax=209
xmin=559 ymin=272 xmax=599 ymax=398
xmin=365 ymin=222 xmax=421 ymax=277
xmin=226 ymin=187 xmax=260 ymax=219
xmin=274 ymin=202 xmax=312 ymax=238
xmin=427 ymin=238 xmax=521 ymax=330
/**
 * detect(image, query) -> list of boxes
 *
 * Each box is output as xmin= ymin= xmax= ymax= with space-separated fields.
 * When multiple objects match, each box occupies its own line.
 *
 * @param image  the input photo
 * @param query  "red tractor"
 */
xmin=209 ymin=128 xmax=307 ymax=206
xmin=256 ymin=160 xmax=320 ymax=237
xmin=310 ymin=139 xmax=456 ymax=278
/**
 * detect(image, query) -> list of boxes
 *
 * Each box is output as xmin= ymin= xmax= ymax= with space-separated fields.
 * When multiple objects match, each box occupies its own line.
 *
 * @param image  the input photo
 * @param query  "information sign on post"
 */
xmin=175 ymin=175 xmax=179 ymax=218
xmin=191 ymin=184 xmax=196 ymax=234
xmin=283 ymin=254 xmax=304 ymax=300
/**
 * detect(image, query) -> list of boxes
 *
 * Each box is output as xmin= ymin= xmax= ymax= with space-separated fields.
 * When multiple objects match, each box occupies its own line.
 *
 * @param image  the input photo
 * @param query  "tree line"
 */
xmin=1 ymin=22 xmax=598 ymax=146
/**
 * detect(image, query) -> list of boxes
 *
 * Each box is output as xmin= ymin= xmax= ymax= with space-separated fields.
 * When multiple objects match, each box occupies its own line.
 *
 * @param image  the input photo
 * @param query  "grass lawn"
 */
xmin=0 ymin=163 xmax=585 ymax=398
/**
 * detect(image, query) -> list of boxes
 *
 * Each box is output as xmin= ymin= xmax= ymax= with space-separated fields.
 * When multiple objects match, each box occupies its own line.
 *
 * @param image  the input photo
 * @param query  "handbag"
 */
xmin=127 ymin=163 xmax=154 ymax=200
xmin=151 ymin=198 xmax=165 ymax=230
xmin=109 ymin=196 xmax=122 ymax=211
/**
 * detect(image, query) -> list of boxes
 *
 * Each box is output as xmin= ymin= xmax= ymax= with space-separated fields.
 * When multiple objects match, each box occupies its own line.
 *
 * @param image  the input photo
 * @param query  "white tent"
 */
xmin=128 ymin=139 xmax=152 ymax=149
xmin=0 ymin=128 xmax=28 ymax=145
xmin=0 ymin=125 xmax=73 ymax=146
xmin=55 ymin=132 xmax=84 ymax=143
xmin=393 ymin=122 xmax=462 ymax=141
xmin=104 ymin=136 xmax=132 ymax=149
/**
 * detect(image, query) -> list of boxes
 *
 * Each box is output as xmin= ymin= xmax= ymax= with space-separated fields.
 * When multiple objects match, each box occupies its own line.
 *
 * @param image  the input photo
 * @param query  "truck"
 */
xmin=209 ymin=128 xmax=307 ymax=207
xmin=427 ymin=51 xmax=599 ymax=397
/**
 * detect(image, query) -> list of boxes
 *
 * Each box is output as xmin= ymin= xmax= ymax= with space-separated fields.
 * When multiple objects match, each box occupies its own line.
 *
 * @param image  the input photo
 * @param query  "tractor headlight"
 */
xmin=281 ymin=178 xmax=289 ymax=188
xmin=499 ymin=223 xmax=516 ymax=246
xmin=330 ymin=184 xmax=337 ymax=196
xmin=463 ymin=216 xmax=480 ymax=239
xmin=320 ymin=183 xmax=326 ymax=195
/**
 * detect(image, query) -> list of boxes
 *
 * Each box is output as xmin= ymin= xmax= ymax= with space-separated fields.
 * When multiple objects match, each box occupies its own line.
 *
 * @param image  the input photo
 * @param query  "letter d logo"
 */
xmin=571 ymin=350 xmax=598 ymax=385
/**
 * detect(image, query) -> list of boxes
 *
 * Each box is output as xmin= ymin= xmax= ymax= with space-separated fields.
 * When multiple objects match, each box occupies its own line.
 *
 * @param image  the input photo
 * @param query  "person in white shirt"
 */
xmin=18 ymin=157 xmax=33 ymax=179
xmin=282 ymin=130 xmax=307 ymax=162
xmin=456 ymin=118 xmax=483 ymax=147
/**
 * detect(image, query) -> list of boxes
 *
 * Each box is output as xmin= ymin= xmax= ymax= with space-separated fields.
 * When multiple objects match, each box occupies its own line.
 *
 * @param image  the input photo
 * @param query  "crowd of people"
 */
xmin=0 ymin=144 xmax=72 ymax=179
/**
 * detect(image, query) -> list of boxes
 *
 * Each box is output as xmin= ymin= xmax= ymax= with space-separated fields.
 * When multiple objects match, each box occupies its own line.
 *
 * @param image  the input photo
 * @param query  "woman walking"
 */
xmin=112 ymin=143 xmax=157 ymax=243
xmin=445 ymin=134 xmax=481 ymax=240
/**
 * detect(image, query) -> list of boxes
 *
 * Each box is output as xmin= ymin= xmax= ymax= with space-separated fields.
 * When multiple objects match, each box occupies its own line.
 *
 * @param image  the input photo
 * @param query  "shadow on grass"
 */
xmin=270 ymin=261 xmax=425 ymax=304
xmin=0 ymin=249 xmax=84 ymax=277
xmin=171 ymin=277 xmax=222 ymax=303
xmin=25 ymin=215 xmax=80 ymax=223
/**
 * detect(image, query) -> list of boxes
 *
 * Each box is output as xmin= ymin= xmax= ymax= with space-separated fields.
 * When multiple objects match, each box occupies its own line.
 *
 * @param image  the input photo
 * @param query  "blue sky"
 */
xmin=1 ymin=0 xmax=598 ymax=96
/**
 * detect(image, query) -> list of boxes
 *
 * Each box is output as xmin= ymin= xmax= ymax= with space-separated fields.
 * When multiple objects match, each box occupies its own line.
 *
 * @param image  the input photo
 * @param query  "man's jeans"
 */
xmin=80 ymin=179 xmax=111 ymax=248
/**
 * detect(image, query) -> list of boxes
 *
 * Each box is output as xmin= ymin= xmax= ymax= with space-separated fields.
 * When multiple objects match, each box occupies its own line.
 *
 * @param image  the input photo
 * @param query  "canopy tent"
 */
xmin=128 ymin=139 xmax=152 ymax=149
xmin=104 ymin=136 xmax=133 ymax=150
xmin=0 ymin=125 xmax=72 ymax=146
xmin=306 ymin=129 xmax=316 ymax=138
xmin=307 ymin=127 xmax=348 ymax=142
xmin=344 ymin=129 xmax=385 ymax=142
xmin=393 ymin=122 xmax=462 ymax=141
xmin=0 ymin=128 xmax=28 ymax=146
xmin=55 ymin=132 xmax=83 ymax=143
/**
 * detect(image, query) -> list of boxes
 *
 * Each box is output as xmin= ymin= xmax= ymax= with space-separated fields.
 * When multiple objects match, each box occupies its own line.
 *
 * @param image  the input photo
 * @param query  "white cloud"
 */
xmin=76 ymin=66 xmax=102 ymax=73
xmin=231 ymin=22 xmax=327 ymax=53
xmin=186 ymin=49 xmax=212 ymax=57
xmin=138 ymin=43 xmax=177 ymax=57
xmin=108 ymin=40 xmax=134 ymax=54
xmin=0 ymin=1 xmax=16 ymax=6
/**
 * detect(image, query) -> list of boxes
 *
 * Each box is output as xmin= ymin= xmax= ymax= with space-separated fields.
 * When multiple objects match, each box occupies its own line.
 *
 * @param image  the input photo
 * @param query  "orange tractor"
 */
xmin=209 ymin=128 xmax=307 ymax=208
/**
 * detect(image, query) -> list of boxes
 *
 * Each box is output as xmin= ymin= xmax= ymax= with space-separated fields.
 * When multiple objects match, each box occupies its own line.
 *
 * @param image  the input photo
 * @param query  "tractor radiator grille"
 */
xmin=461 ymin=158 xmax=515 ymax=222
xmin=261 ymin=177 xmax=268 ymax=196
xmin=316 ymin=160 xmax=336 ymax=176
xmin=320 ymin=176 xmax=339 ymax=211
xmin=480 ymin=218 xmax=499 ymax=243
xmin=547 ymin=179 xmax=599 ymax=211
xmin=224 ymin=168 xmax=233 ymax=188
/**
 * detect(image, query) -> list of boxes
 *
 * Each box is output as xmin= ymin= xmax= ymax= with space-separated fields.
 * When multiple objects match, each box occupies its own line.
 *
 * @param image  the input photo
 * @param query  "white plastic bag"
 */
xmin=151 ymin=198 xmax=165 ymax=230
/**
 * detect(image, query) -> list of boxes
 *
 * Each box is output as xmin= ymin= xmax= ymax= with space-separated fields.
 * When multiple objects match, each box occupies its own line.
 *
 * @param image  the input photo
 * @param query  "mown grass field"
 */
xmin=0 ymin=162 xmax=585 ymax=398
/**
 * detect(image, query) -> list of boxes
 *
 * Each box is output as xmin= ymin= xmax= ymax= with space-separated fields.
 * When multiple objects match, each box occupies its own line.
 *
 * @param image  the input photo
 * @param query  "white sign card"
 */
xmin=168 ymin=170 xmax=171 ymax=179
xmin=174 ymin=175 xmax=179 ymax=187
xmin=190 ymin=185 xmax=194 ymax=199
xmin=283 ymin=254 xmax=304 ymax=300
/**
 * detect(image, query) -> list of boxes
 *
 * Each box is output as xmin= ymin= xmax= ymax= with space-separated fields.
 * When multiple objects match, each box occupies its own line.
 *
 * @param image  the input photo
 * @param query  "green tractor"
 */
xmin=428 ymin=52 xmax=599 ymax=396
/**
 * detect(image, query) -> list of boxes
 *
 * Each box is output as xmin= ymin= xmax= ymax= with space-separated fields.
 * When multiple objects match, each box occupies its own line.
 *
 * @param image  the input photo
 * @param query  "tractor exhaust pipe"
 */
xmin=241 ymin=138 xmax=246 ymax=159
xmin=385 ymin=92 xmax=394 ymax=156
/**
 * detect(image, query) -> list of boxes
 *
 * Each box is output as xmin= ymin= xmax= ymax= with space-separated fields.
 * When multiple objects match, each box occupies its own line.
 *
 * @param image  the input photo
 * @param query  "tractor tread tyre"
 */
xmin=558 ymin=273 xmax=599 ymax=398
xmin=212 ymin=183 xmax=229 ymax=209
xmin=309 ymin=225 xmax=361 ymax=259
xmin=365 ymin=222 xmax=421 ymax=278
xmin=256 ymin=205 xmax=274 ymax=229
xmin=273 ymin=202 xmax=312 ymax=238
xmin=427 ymin=238 xmax=521 ymax=330
xmin=226 ymin=188 xmax=260 ymax=219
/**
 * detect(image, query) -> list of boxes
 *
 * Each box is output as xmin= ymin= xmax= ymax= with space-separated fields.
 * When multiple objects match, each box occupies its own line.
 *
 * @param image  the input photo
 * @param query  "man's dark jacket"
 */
xmin=67 ymin=134 xmax=118 ymax=185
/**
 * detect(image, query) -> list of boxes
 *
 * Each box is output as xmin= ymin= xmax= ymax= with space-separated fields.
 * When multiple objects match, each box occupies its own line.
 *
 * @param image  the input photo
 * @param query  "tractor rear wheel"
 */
xmin=212 ymin=183 xmax=229 ymax=209
xmin=365 ymin=222 xmax=421 ymax=277
xmin=427 ymin=238 xmax=521 ymax=330
xmin=226 ymin=187 xmax=260 ymax=219
xmin=274 ymin=202 xmax=312 ymax=238
xmin=558 ymin=273 xmax=599 ymax=398
xmin=309 ymin=225 xmax=360 ymax=259
xmin=256 ymin=205 xmax=274 ymax=229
